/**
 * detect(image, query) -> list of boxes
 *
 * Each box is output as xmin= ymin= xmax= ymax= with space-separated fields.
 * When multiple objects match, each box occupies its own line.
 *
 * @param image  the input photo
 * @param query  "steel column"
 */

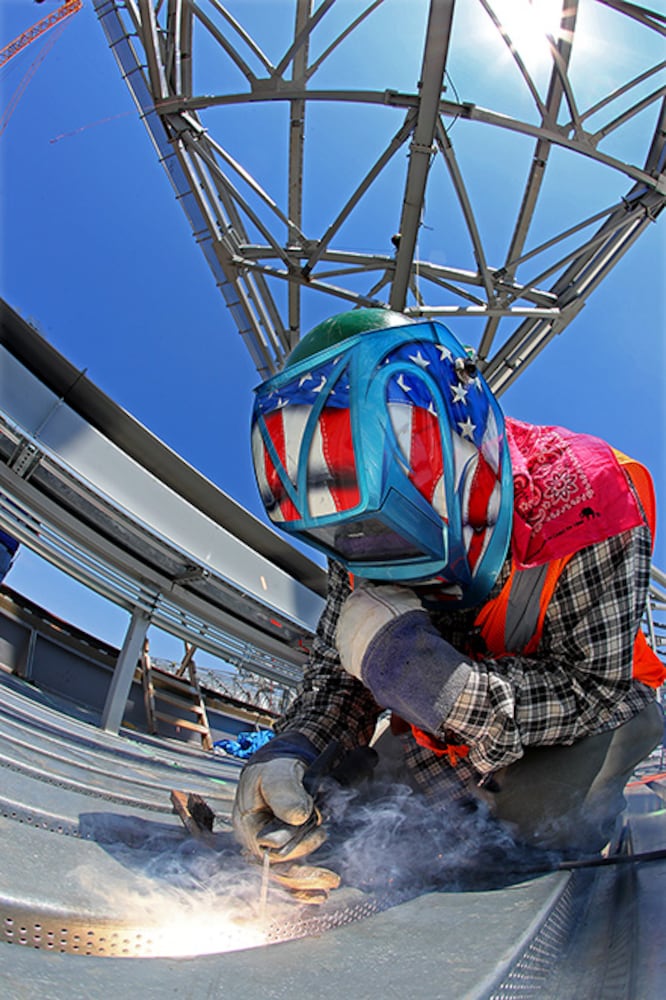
xmin=101 ymin=606 xmax=151 ymax=733
xmin=389 ymin=0 xmax=455 ymax=311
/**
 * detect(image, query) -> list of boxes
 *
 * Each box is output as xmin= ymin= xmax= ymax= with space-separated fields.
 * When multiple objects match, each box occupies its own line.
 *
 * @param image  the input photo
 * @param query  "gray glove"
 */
xmin=336 ymin=581 xmax=473 ymax=735
xmin=232 ymin=757 xmax=324 ymax=859
xmin=232 ymin=756 xmax=340 ymax=895
xmin=336 ymin=582 xmax=424 ymax=679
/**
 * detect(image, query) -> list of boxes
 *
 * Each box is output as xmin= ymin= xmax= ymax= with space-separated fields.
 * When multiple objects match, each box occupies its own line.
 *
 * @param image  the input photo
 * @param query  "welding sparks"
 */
xmin=72 ymin=846 xmax=295 ymax=959
xmin=82 ymin=884 xmax=302 ymax=959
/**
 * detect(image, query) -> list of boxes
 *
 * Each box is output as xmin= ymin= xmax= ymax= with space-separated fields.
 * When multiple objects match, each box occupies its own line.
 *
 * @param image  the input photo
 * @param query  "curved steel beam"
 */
xmin=93 ymin=0 xmax=665 ymax=385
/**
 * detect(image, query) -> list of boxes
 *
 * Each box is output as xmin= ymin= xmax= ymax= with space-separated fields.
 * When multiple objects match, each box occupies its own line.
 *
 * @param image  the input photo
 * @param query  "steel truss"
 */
xmin=94 ymin=0 xmax=665 ymax=387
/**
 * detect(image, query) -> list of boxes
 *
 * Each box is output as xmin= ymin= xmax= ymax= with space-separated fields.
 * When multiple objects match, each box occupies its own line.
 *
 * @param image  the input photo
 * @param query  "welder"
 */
xmin=232 ymin=308 xmax=664 ymax=891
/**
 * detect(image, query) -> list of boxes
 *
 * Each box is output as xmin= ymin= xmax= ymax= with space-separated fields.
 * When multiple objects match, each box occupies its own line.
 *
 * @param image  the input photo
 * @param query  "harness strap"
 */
xmin=473 ymin=555 xmax=575 ymax=658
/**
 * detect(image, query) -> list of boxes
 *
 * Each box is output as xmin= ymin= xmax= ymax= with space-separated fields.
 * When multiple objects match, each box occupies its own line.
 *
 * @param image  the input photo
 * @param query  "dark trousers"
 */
xmin=372 ymin=700 xmax=664 ymax=854
xmin=475 ymin=699 xmax=664 ymax=852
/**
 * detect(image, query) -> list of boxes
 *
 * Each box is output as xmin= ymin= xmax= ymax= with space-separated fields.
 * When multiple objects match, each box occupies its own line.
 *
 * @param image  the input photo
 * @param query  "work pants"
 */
xmin=475 ymin=699 xmax=664 ymax=852
xmin=372 ymin=699 xmax=664 ymax=854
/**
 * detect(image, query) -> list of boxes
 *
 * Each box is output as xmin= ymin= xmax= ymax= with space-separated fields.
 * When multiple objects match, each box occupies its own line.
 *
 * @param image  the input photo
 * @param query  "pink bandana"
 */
xmin=506 ymin=418 xmax=644 ymax=569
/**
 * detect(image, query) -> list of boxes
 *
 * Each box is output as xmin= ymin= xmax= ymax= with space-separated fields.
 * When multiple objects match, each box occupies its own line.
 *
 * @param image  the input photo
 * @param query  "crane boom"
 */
xmin=0 ymin=0 xmax=82 ymax=69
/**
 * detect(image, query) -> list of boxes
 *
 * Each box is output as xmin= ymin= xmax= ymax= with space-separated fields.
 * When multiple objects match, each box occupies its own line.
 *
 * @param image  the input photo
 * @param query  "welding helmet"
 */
xmin=251 ymin=309 xmax=513 ymax=606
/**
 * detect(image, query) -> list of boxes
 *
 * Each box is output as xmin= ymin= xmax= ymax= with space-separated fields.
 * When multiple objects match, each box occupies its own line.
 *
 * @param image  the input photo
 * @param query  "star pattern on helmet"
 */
xmin=259 ymin=337 xmax=491 ymax=437
xmin=409 ymin=349 xmax=431 ymax=369
xmin=458 ymin=416 xmax=476 ymax=440
xmin=450 ymin=382 xmax=468 ymax=405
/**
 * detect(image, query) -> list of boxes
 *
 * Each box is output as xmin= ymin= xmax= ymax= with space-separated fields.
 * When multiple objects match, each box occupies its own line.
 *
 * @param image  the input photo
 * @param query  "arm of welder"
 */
xmin=336 ymin=527 xmax=657 ymax=779
xmin=232 ymin=561 xmax=381 ymax=884
xmin=336 ymin=581 xmax=473 ymax=736
xmin=275 ymin=560 xmax=383 ymax=752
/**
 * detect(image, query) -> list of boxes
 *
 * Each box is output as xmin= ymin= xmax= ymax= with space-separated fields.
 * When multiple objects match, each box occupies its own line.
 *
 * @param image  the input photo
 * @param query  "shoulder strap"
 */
xmin=474 ymin=556 xmax=574 ymax=657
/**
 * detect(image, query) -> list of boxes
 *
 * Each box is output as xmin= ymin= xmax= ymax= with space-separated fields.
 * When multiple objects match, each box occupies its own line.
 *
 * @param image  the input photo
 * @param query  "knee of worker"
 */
xmin=476 ymin=736 xmax=608 ymax=853
xmin=580 ymin=700 xmax=664 ymax=824
xmin=480 ymin=702 xmax=663 ymax=854
xmin=484 ymin=770 xmax=622 ymax=855
xmin=593 ymin=699 xmax=664 ymax=786
xmin=637 ymin=699 xmax=664 ymax=756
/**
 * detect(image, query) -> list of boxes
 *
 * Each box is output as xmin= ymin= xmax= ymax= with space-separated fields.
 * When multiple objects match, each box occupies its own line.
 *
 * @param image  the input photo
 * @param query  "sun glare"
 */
xmin=490 ymin=0 xmax=572 ymax=69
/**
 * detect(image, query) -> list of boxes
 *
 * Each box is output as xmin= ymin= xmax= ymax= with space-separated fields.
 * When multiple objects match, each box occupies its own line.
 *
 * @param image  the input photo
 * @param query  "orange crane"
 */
xmin=0 ymin=0 xmax=82 ymax=69
xmin=0 ymin=0 xmax=82 ymax=136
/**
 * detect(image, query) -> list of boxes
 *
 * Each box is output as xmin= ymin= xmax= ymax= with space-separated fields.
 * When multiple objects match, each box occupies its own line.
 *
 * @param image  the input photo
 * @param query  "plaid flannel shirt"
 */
xmin=276 ymin=522 xmax=657 ymax=804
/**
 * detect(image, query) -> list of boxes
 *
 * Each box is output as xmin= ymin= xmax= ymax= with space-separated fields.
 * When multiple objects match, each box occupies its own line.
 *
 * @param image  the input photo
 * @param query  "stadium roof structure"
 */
xmin=93 ymin=0 xmax=665 ymax=388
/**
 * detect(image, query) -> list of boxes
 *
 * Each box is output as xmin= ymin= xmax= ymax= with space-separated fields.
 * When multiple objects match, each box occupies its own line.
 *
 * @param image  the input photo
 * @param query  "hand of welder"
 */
xmin=232 ymin=756 xmax=327 ymax=862
xmin=336 ymin=581 xmax=424 ymax=680
xmin=232 ymin=755 xmax=340 ymax=898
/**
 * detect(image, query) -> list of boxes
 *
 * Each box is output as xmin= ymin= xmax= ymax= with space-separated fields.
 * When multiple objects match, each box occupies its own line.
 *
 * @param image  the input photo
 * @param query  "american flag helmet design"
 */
xmin=252 ymin=318 xmax=513 ymax=606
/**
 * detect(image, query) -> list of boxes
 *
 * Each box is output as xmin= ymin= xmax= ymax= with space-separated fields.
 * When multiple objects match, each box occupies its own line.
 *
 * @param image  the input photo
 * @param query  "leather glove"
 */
xmin=232 ymin=735 xmax=341 ymax=899
xmin=336 ymin=582 xmax=424 ymax=679
xmin=336 ymin=582 xmax=473 ymax=736
xmin=232 ymin=756 xmax=326 ymax=861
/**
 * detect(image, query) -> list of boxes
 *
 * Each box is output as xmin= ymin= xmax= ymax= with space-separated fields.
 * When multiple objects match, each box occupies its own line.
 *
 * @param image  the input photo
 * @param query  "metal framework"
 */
xmin=93 ymin=0 xmax=665 ymax=387
xmin=648 ymin=566 xmax=666 ymax=672
xmin=0 ymin=301 xmax=326 ymax=703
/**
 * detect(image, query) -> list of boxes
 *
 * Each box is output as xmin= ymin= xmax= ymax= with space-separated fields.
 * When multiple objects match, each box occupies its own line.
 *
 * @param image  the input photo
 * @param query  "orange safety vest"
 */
xmin=411 ymin=451 xmax=665 ymax=760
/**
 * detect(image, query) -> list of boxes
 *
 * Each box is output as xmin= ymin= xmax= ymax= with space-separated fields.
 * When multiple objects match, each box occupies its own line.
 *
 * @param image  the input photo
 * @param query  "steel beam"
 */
xmin=101 ymin=606 xmax=151 ymax=732
xmin=389 ymin=0 xmax=455 ymax=311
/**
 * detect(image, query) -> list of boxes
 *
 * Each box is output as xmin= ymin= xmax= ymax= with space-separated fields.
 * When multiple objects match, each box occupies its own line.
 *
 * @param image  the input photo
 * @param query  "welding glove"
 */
xmin=232 ymin=733 xmax=340 ymax=895
xmin=336 ymin=582 xmax=473 ymax=736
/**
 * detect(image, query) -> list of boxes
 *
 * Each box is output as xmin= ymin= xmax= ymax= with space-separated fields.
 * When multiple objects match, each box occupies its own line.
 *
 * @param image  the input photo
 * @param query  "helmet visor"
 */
xmin=252 ymin=354 xmax=361 ymax=523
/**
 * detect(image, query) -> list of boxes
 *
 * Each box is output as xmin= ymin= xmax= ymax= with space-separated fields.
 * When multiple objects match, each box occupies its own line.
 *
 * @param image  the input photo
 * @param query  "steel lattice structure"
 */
xmin=93 ymin=0 xmax=665 ymax=389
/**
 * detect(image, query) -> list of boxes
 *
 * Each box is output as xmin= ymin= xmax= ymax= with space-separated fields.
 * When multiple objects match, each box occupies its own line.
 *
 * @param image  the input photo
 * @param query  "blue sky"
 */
xmin=1 ymin=1 xmax=664 ymax=660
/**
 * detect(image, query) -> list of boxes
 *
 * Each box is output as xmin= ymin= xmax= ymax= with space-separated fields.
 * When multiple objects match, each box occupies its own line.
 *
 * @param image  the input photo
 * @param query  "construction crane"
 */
xmin=0 ymin=0 xmax=82 ymax=69
xmin=0 ymin=0 xmax=82 ymax=137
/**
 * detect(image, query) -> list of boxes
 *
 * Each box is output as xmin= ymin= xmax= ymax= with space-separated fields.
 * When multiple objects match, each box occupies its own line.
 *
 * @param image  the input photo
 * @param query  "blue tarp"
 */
xmin=214 ymin=729 xmax=274 ymax=759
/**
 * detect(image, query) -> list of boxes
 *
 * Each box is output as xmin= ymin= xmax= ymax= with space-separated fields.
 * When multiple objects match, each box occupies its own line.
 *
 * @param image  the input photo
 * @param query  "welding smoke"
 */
xmin=70 ymin=776 xmax=559 ymax=960
xmin=311 ymin=777 xmax=558 ymax=896
xmin=74 ymin=812 xmax=300 ymax=956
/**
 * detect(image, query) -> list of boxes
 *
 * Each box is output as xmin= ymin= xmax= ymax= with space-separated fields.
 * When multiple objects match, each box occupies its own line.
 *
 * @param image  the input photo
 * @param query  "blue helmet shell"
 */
xmin=252 ymin=317 xmax=513 ymax=607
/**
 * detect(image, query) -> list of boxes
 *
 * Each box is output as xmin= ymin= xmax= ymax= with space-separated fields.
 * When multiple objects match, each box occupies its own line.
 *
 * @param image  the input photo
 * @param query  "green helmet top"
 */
xmin=285 ymin=307 xmax=412 ymax=368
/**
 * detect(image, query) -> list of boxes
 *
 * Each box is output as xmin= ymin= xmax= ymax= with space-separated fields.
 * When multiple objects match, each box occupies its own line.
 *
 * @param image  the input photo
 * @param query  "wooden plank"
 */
xmin=153 ymin=710 xmax=210 ymax=733
xmin=151 ymin=672 xmax=198 ymax=695
xmin=151 ymin=688 xmax=206 ymax=712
